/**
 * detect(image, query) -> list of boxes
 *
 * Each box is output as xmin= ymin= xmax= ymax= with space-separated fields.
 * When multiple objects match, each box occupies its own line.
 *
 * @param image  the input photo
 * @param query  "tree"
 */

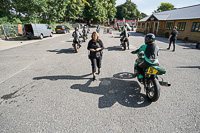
xmin=116 ymin=0 xmax=146 ymax=20
xmin=0 ymin=0 xmax=12 ymax=18
xmin=65 ymin=0 xmax=85 ymax=21
xmin=136 ymin=10 xmax=148 ymax=19
xmin=106 ymin=0 xmax=117 ymax=19
xmin=83 ymin=0 xmax=108 ymax=23
xmin=154 ymin=2 xmax=175 ymax=13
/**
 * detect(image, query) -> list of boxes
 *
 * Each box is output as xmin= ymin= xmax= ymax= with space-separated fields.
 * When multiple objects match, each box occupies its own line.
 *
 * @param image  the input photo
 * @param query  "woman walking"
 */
xmin=87 ymin=32 xmax=104 ymax=81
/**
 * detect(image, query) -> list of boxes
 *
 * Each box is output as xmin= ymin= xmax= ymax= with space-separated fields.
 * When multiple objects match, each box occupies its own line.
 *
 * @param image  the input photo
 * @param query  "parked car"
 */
xmin=24 ymin=24 xmax=53 ymax=39
xmin=196 ymin=40 xmax=200 ymax=49
xmin=55 ymin=25 xmax=70 ymax=34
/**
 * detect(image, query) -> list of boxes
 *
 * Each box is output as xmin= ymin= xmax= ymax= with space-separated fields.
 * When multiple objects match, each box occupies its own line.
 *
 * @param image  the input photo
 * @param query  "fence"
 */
xmin=0 ymin=24 xmax=19 ymax=39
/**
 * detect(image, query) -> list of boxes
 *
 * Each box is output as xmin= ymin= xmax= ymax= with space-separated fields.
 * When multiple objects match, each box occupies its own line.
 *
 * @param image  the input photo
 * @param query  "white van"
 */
xmin=24 ymin=24 xmax=53 ymax=39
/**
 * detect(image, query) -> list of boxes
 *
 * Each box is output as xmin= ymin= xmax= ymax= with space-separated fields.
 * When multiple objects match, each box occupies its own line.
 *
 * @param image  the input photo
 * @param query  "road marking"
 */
xmin=0 ymin=61 xmax=35 ymax=85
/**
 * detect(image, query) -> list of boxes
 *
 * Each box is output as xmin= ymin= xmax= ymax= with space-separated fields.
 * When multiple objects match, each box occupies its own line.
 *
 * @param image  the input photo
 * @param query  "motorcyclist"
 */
xmin=72 ymin=27 xmax=82 ymax=48
xmin=131 ymin=33 xmax=159 ymax=80
xmin=120 ymin=24 xmax=130 ymax=49
xmin=96 ymin=24 xmax=100 ymax=33
xmin=86 ymin=25 xmax=90 ymax=33
xmin=82 ymin=25 xmax=88 ymax=39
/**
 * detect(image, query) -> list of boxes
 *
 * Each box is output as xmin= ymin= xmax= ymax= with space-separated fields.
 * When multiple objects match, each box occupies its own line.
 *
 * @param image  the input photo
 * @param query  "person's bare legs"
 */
xmin=97 ymin=68 xmax=100 ymax=75
xmin=93 ymin=72 xmax=96 ymax=81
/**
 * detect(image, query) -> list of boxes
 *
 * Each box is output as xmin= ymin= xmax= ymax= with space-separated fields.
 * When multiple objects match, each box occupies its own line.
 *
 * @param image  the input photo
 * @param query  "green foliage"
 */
xmin=154 ymin=2 xmax=175 ymax=13
xmin=0 ymin=0 xmax=116 ymax=24
xmin=65 ymin=0 xmax=85 ymax=21
xmin=116 ymin=0 xmax=146 ymax=20
xmin=106 ymin=0 xmax=117 ymax=19
xmin=0 ymin=17 xmax=9 ymax=24
xmin=83 ymin=0 xmax=106 ymax=23
xmin=83 ymin=0 xmax=116 ymax=23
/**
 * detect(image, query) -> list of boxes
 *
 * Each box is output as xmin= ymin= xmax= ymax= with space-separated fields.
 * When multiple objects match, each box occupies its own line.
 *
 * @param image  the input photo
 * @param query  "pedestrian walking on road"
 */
xmin=87 ymin=32 xmax=104 ymax=81
xmin=167 ymin=26 xmax=178 ymax=52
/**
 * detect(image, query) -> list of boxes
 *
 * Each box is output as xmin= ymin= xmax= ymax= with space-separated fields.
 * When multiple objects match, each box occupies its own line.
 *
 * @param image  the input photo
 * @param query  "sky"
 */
xmin=116 ymin=0 xmax=200 ymax=15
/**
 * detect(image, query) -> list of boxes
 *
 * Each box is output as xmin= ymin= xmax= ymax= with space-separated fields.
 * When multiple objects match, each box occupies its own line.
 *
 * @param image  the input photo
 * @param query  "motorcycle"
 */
xmin=120 ymin=33 xmax=129 ymax=50
xmin=82 ymin=32 xmax=88 ymax=42
xmin=120 ymin=35 xmax=127 ymax=50
xmin=96 ymin=28 xmax=100 ymax=33
xmin=133 ymin=52 xmax=171 ymax=102
xmin=72 ymin=38 xmax=81 ymax=53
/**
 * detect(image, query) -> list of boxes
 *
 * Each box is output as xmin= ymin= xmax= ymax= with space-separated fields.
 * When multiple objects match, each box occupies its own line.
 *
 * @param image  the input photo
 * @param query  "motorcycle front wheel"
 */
xmin=74 ymin=44 xmax=78 ymax=53
xmin=146 ymin=78 xmax=160 ymax=102
xmin=123 ymin=42 xmax=126 ymax=50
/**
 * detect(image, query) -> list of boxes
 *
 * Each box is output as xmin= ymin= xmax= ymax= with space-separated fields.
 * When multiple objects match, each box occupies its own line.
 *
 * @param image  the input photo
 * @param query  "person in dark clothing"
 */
xmin=87 ymin=32 xmax=104 ymax=81
xmin=82 ymin=25 xmax=88 ymax=39
xmin=167 ymin=26 xmax=178 ymax=51
xmin=120 ymin=25 xmax=130 ymax=49
xmin=131 ymin=33 xmax=159 ymax=80
xmin=72 ymin=27 xmax=82 ymax=48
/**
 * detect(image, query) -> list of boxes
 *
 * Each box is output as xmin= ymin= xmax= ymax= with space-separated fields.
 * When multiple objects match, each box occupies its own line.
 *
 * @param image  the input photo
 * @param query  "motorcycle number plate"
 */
xmin=57 ymin=29 xmax=61 ymax=30
xmin=147 ymin=67 xmax=158 ymax=75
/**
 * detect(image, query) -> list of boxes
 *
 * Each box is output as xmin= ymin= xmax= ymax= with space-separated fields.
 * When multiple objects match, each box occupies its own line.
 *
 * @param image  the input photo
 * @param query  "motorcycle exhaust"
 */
xmin=159 ymin=81 xmax=171 ymax=87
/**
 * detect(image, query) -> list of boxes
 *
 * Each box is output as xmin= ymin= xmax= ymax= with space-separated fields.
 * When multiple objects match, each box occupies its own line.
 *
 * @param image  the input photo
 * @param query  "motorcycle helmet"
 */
xmin=75 ymin=27 xmax=79 ymax=31
xmin=145 ymin=33 xmax=155 ymax=44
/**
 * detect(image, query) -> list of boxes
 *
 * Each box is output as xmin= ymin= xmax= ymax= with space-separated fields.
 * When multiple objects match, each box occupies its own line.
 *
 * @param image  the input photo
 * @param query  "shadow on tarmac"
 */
xmin=47 ymin=48 xmax=75 ymax=54
xmin=129 ymin=32 xmax=145 ymax=37
xmin=105 ymin=46 xmax=122 ymax=51
xmin=33 ymin=73 xmax=92 ymax=80
xmin=177 ymin=66 xmax=200 ymax=69
xmin=71 ymin=72 xmax=151 ymax=108
xmin=33 ymin=72 xmax=151 ymax=108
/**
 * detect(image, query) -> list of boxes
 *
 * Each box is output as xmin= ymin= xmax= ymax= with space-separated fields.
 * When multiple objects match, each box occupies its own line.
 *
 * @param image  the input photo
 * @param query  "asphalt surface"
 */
xmin=0 ymin=28 xmax=199 ymax=133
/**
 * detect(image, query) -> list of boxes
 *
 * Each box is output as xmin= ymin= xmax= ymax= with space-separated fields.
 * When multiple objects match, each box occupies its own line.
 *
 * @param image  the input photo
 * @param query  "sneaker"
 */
xmin=167 ymin=48 xmax=170 ymax=50
xmin=97 ymin=70 xmax=100 ymax=75
xmin=93 ymin=76 xmax=96 ymax=81
xmin=172 ymin=49 xmax=175 ymax=52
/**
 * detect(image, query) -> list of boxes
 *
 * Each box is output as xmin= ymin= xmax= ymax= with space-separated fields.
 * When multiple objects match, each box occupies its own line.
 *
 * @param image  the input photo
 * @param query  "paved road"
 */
xmin=0 ymin=28 xmax=199 ymax=133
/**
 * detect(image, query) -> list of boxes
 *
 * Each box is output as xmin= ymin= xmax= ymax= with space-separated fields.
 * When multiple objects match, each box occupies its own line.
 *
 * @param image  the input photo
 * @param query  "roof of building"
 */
xmin=138 ymin=4 xmax=200 ymax=22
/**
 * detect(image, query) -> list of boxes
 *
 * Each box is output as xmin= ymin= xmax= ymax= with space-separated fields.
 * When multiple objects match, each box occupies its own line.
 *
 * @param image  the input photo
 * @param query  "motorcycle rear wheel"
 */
xmin=146 ymin=78 xmax=160 ymax=102
xmin=74 ymin=44 xmax=78 ymax=53
xmin=122 ymin=42 xmax=126 ymax=50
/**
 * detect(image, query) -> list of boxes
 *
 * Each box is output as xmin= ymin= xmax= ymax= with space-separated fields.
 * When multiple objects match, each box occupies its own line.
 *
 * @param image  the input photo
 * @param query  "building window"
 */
xmin=142 ymin=23 xmax=145 ymax=28
xmin=166 ymin=22 xmax=173 ymax=30
xmin=138 ymin=23 xmax=141 ymax=28
xmin=191 ymin=22 xmax=200 ymax=32
xmin=147 ymin=23 xmax=150 ymax=28
xmin=177 ymin=22 xmax=186 ymax=31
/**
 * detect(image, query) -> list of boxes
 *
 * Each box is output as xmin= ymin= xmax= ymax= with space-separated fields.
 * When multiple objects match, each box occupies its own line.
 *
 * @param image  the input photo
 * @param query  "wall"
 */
xmin=137 ymin=19 xmax=200 ymax=42
xmin=137 ymin=22 xmax=146 ymax=33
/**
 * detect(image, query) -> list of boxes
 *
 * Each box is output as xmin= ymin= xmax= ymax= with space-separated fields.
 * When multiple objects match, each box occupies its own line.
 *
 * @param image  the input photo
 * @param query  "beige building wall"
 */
xmin=137 ymin=19 xmax=200 ymax=42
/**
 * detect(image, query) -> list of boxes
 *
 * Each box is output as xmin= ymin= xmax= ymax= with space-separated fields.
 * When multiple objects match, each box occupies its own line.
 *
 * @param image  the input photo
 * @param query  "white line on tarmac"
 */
xmin=0 ymin=61 xmax=35 ymax=85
